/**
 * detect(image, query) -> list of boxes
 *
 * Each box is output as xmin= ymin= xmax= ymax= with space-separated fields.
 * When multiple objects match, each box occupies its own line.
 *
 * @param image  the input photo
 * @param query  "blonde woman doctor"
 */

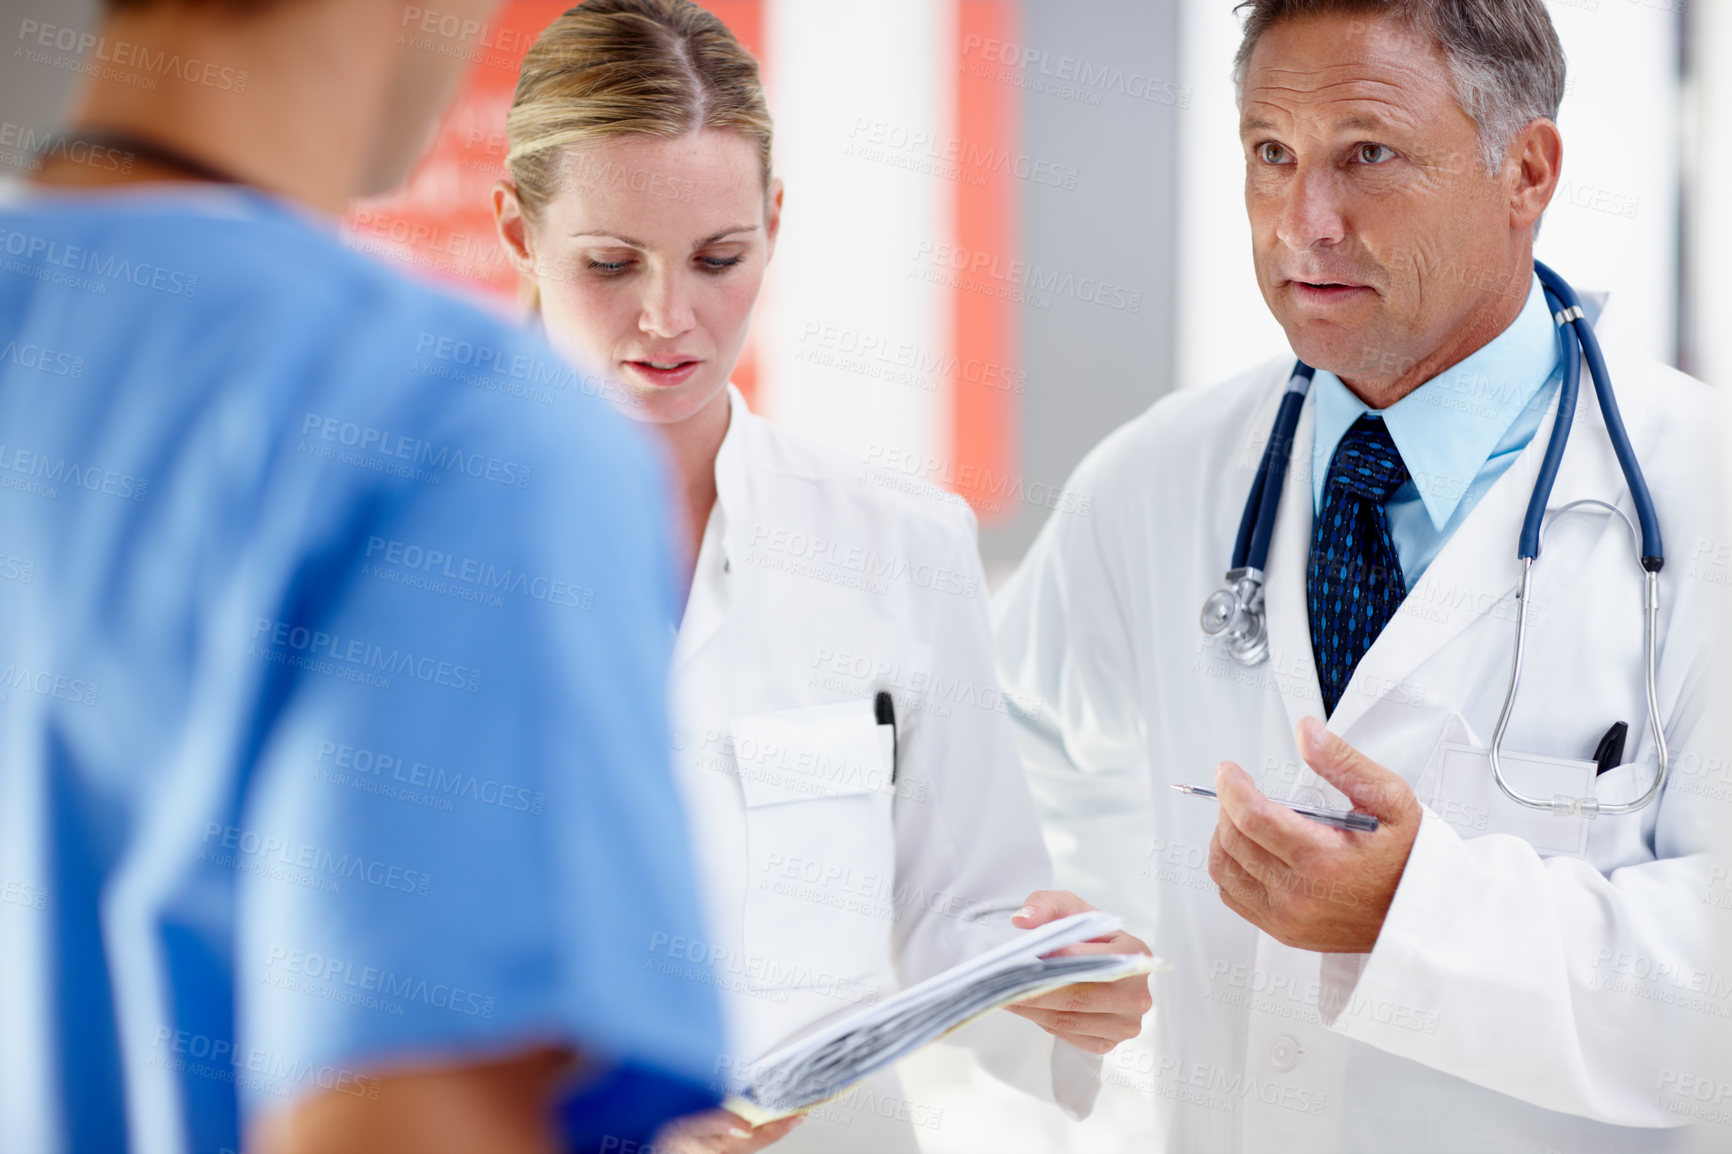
xmin=488 ymin=2 xmax=1151 ymax=1151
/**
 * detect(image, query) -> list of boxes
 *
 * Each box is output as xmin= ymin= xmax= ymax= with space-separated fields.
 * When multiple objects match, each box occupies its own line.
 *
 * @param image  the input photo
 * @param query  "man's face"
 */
xmin=1241 ymin=15 xmax=1524 ymax=390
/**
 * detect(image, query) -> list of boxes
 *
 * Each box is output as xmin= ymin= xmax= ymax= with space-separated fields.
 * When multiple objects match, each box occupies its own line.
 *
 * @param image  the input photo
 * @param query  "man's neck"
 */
xmin=29 ymin=3 xmax=397 ymax=215
xmin=1339 ymin=256 xmax=1534 ymax=411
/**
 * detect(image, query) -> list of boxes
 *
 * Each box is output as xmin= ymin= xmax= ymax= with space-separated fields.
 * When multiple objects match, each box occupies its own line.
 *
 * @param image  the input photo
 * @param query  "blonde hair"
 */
xmin=505 ymin=0 xmax=774 ymax=220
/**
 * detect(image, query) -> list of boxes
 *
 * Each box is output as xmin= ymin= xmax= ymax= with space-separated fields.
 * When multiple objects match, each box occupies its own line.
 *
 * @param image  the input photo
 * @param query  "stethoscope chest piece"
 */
xmin=1200 ymin=566 xmax=1270 ymax=666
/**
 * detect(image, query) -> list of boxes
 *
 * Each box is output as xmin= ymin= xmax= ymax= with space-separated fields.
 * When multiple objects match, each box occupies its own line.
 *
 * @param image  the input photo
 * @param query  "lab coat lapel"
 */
xmin=670 ymin=551 xmax=728 ymax=672
xmin=672 ymin=388 xmax=751 ymax=673
xmin=1327 ymin=350 xmax=1624 ymax=738
xmin=1260 ymin=391 xmax=1329 ymax=746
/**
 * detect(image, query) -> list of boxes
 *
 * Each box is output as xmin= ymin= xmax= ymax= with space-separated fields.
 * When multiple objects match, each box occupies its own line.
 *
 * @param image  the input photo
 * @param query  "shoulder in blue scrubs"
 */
xmin=0 ymin=185 xmax=721 ymax=1153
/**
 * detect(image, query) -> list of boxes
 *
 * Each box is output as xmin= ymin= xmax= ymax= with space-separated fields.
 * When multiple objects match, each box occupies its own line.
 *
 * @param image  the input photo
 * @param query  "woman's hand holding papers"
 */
xmin=653 ymin=1109 xmax=804 ymax=1153
xmin=1004 ymin=890 xmax=1153 ymax=1055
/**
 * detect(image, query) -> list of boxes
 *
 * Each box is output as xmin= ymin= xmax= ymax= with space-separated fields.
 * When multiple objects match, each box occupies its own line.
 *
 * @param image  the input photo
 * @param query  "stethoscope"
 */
xmin=1199 ymin=262 xmax=1668 ymax=818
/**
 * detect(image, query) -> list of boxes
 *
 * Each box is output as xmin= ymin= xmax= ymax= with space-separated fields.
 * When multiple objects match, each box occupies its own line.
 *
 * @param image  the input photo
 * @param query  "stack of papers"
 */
xmin=727 ymin=911 xmax=1156 ymax=1123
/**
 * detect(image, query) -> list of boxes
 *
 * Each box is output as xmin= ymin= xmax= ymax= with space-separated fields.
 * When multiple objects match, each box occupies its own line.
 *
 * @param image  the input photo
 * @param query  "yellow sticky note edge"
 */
xmin=723 ymin=1096 xmax=798 ymax=1129
xmin=723 ymin=954 xmax=1161 ymax=1127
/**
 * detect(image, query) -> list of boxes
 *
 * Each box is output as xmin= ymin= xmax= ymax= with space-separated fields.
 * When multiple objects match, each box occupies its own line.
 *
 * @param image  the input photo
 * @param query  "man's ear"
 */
xmin=492 ymin=180 xmax=536 ymax=272
xmin=1507 ymin=118 xmax=1562 ymax=233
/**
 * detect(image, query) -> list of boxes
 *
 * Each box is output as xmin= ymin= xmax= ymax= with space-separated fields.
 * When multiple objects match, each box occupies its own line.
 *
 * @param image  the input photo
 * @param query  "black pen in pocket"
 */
xmin=875 ymin=691 xmax=898 ymax=784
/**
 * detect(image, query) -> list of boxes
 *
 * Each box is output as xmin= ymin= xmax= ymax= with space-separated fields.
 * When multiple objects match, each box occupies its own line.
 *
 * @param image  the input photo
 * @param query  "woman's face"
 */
xmin=499 ymin=130 xmax=780 ymax=426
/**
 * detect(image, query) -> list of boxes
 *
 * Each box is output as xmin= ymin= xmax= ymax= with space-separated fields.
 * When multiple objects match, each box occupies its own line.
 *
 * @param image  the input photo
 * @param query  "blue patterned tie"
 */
xmin=1308 ymin=414 xmax=1410 ymax=715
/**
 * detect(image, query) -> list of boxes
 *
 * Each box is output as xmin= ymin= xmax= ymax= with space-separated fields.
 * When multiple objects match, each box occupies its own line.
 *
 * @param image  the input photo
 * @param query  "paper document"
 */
xmin=726 ymin=910 xmax=1156 ymax=1124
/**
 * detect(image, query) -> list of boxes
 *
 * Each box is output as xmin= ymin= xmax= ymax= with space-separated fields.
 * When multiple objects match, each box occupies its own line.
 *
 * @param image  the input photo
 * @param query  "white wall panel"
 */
xmin=1174 ymin=0 xmax=1289 ymax=393
xmin=757 ymin=0 xmax=956 ymax=471
xmin=1539 ymin=0 xmax=1680 ymax=362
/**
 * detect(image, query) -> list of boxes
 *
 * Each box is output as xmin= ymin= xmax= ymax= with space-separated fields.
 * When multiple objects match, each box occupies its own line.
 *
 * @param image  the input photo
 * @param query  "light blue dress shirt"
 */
xmin=0 ymin=186 xmax=722 ymax=1153
xmin=1310 ymin=275 xmax=1564 ymax=584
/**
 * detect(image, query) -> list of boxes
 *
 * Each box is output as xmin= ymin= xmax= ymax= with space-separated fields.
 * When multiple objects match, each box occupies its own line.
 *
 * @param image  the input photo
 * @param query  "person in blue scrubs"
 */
xmin=0 ymin=2 xmax=722 ymax=1153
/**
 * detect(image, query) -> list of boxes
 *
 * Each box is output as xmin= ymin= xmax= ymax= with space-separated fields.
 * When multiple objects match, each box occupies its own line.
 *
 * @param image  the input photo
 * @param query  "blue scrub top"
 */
xmin=0 ymin=185 xmax=722 ymax=1153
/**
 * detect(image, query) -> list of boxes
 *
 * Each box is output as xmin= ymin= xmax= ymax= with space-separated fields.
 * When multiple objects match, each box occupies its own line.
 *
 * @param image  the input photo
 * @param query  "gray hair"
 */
xmin=1232 ymin=0 xmax=1567 ymax=174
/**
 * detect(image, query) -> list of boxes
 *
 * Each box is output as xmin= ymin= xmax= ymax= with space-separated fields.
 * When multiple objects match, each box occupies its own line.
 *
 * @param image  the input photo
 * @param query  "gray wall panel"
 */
xmin=0 ymin=0 xmax=99 ymax=177
xmin=982 ymin=0 xmax=1180 ymax=570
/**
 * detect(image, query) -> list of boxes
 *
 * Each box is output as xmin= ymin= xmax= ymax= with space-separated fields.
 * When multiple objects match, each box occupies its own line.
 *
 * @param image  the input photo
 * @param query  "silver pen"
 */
xmin=1172 ymin=783 xmax=1379 ymax=833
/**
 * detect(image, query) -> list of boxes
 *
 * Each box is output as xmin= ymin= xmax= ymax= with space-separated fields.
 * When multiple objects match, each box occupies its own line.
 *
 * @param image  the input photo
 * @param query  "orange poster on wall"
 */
xmin=344 ymin=3 xmax=571 ymax=303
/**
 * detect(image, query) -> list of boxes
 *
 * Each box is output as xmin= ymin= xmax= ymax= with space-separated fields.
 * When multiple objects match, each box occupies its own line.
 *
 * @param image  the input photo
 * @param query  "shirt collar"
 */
xmin=1310 ymin=274 xmax=1562 ymax=529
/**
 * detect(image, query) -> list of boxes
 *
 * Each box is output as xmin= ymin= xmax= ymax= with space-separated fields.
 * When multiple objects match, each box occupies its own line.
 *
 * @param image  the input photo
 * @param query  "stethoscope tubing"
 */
xmin=1231 ymin=366 xmax=1315 ymax=574
xmin=1530 ymin=260 xmax=1664 ymax=566
xmin=1205 ymin=262 xmax=1669 ymax=817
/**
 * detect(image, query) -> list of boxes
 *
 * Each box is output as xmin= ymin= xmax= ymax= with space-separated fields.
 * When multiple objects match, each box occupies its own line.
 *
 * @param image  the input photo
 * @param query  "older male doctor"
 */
xmin=996 ymin=0 xmax=1728 ymax=1150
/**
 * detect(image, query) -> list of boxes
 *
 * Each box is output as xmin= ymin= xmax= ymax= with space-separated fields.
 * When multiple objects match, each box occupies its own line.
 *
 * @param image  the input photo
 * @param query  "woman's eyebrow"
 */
xmin=565 ymin=227 xmax=760 ymax=248
xmin=694 ymin=226 xmax=760 ymax=249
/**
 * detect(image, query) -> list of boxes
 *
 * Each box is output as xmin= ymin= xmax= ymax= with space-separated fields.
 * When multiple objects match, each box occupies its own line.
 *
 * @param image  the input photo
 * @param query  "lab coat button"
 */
xmin=1270 ymin=1034 xmax=1302 ymax=1071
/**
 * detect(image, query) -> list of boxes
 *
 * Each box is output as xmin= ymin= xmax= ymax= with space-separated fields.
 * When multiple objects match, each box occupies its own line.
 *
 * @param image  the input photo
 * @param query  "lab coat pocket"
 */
xmin=733 ymin=700 xmax=897 ymax=995
xmin=1582 ymin=759 xmax=1661 ymax=870
xmin=1416 ymin=714 xmax=1593 ymax=860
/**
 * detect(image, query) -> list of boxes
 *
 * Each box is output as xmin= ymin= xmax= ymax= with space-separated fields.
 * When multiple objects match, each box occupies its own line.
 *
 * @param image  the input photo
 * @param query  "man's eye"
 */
xmin=1259 ymin=142 xmax=1291 ymax=165
xmin=1358 ymin=143 xmax=1395 ymax=165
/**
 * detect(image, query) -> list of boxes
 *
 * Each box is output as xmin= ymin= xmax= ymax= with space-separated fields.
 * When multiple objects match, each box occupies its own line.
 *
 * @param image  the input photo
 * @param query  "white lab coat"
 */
xmin=670 ymin=387 xmax=1099 ymax=1152
xmin=994 ymin=330 xmax=1728 ymax=1152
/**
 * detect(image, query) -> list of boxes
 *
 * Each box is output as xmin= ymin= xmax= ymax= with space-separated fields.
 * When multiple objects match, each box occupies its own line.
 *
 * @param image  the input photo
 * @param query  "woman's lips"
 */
xmin=622 ymin=360 xmax=701 ymax=388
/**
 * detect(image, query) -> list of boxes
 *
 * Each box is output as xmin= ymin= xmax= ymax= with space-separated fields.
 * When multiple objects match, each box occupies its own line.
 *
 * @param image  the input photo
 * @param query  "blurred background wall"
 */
xmin=5 ymin=0 xmax=1715 ymax=574
xmin=2 ymin=0 xmax=1727 ymax=1150
xmin=2 ymin=0 xmax=1722 ymax=559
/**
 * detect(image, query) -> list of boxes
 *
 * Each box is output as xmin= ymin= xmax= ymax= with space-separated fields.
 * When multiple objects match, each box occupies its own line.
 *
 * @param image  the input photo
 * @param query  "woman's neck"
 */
xmin=658 ymin=387 xmax=733 ymax=587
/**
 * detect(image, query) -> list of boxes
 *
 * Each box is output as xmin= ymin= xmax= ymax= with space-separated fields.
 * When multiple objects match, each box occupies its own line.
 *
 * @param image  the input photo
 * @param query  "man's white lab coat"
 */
xmin=994 ymin=336 xmax=1727 ymax=1152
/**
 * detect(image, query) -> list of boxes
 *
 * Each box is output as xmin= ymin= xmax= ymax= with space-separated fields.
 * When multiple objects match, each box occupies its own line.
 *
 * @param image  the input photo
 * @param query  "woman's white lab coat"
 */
xmin=669 ymin=387 xmax=1097 ymax=1152
xmin=993 ymin=330 xmax=1727 ymax=1153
